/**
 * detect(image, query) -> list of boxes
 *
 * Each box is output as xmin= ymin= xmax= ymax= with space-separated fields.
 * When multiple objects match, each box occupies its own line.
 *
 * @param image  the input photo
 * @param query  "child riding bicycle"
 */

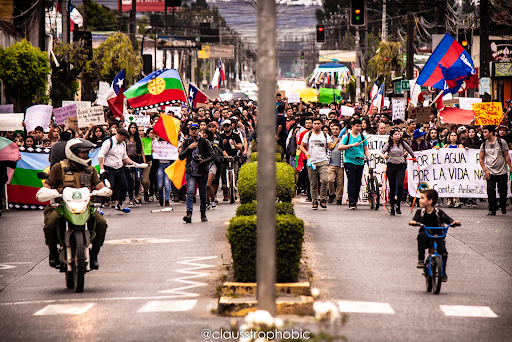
xmin=409 ymin=189 xmax=460 ymax=282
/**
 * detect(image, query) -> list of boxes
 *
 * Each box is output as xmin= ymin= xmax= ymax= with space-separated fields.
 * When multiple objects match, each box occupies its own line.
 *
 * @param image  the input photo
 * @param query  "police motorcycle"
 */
xmin=36 ymin=139 xmax=112 ymax=293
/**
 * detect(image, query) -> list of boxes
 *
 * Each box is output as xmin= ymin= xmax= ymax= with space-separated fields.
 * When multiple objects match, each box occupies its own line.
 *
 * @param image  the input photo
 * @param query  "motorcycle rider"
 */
xmin=41 ymin=138 xmax=111 ymax=270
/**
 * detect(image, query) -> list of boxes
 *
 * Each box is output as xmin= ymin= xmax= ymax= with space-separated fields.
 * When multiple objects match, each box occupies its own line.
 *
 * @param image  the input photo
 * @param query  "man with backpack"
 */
xmin=479 ymin=125 xmax=512 ymax=216
xmin=299 ymin=117 xmax=333 ymax=210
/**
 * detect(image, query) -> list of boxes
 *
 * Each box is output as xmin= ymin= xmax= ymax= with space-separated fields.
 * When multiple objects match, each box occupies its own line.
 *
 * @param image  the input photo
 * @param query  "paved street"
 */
xmin=298 ymin=198 xmax=512 ymax=342
xmin=0 ymin=200 xmax=236 ymax=342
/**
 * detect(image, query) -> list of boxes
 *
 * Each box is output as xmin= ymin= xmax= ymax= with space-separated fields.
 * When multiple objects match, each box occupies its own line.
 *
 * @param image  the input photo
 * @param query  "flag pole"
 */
xmin=432 ymin=90 xmax=444 ymax=107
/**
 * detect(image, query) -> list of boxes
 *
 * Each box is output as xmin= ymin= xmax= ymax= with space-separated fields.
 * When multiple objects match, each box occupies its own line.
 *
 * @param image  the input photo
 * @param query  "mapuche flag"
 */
xmin=123 ymin=69 xmax=187 ymax=109
xmin=153 ymin=115 xmax=181 ymax=147
xmin=417 ymin=33 xmax=476 ymax=94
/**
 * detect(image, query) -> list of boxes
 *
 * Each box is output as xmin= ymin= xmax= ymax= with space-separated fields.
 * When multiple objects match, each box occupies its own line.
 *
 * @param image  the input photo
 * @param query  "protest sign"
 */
xmin=458 ymin=97 xmax=481 ymax=110
xmin=125 ymin=114 xmax=150 ymax=128
xmin=96 ymin=81 xmax=110 ymax=106
xmin=472 ymin=102 xmax=503 ymax=125
xmin=415 ymin=107 xmax=431 ymax=123
xmin=0 ymin=113 xmax=24 ymax=131
xmin=0 ymin=104 xmax=14 ymax=113
xmin=319 ymin=108 xmax=331 ymax=115
xmin=53 ymin=104 xmax=77 ymax=125
xmin=385 ymin=123 xmax=406 ymax=133
xmin=142 ymin=137 xmax=153 ymax=155
xmin=66 ymin=117 xmax=78 ymax=131
xmin=77 ymin=106 xmax=106 ymax=128
xmin=276 ymin=90 xmax=286 ymax=99
xmin=152 ymin=140 xmax=179 ymax=160
xmin=391 ymin=99 xmax=406 ymax=121
xmin=442 ymin=99 xmax=459 ymax=107
xmin=339 ymin=106 xmax=355 ymax=117
xmin=407 ymin=149 xmax=512 ymax=198
xmin=62 ymin=101 xmax=91 ymax=109
xmin=165 ymin=106 xmax=182 ymax=118
xmin=288 ymin=93 xmax=301 ymax=103
xmin=25 ymin=105 xmax=53 ymax=132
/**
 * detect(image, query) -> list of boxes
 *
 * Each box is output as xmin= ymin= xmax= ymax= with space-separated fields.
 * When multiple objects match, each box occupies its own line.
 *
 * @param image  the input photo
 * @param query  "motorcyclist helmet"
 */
xmin=65 ymin=138 xmax=96 ymax=166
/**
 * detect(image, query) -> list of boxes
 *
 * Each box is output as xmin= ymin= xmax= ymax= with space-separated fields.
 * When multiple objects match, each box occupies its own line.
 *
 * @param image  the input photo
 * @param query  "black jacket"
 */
xmin=179 ymin=137 xmax=214 ymax=175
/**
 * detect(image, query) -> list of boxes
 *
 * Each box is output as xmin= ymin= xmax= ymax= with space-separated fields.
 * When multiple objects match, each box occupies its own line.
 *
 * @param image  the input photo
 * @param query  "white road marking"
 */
xmin=34 ymin=303 xmax=95 ymax=315
xmin=104 ymin=238 xmax=189 ymax=245
xmin=337 ymin=300 xmax=395 ymax=314
xmin=0 ymin=295 xmax=191 ymax=306
xmin=159 ymin=256 xmax=217 ymax=297
xmin=0 ymin=262 xmax=32 ymax=270
xmin=440 ymin=305 xmax=498 ymax=318
xmin=137 ymin=300 xmax=197 ymax=313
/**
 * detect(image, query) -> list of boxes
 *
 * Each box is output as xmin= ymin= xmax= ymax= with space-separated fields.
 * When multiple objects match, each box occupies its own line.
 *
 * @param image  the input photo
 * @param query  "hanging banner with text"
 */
xmin=77 ymin=106 xmax=106 ymax=128
xmin=53 ymin=104 xmax=77 ymax=125
xmin=407 ymin=149 xmax=512 ymax=198
xmin=152 ymin=140 xmax=179 ymax=160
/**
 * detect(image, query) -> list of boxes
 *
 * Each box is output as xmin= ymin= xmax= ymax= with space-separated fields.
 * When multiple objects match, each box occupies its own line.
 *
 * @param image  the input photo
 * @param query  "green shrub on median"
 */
xmin=227 ymin=214 xmax=304 ymax=283
xmin=250 ymin=152 xmax=283 ymax=163
xmin=236 ymin=202 xmax=295 ymax=216
xmin=238 ymin=161 xmax=295 ymax=204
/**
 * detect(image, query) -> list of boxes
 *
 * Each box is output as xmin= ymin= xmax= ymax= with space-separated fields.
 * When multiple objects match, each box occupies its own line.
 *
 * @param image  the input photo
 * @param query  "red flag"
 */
xmin=107 ymin=88 xmax=125 ymax=118
xmin=438 ymin=107 xmax=475 ymax=125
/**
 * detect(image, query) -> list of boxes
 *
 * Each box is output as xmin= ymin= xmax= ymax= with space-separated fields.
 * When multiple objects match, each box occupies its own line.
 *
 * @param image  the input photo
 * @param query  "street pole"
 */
xmin=406 ymin=11 xmax=414 ymax=80
xmin=256 ymin=0 xmax=276 ymax=316
xmin=82 ymin=0 xmax=87 ymax=30
xmin=117 ymin=0 xmax=122 ymax=31
xmin=39 ymin=0 xmax=46 ymax=51
xmin=355 ymin=27 xmax=361 ymax=101
xmin=479 ymin=0 xmax=491 ymax=102
xmin=130 ymin=0 xmax=136 ymax=45
xmin=62 ymin=0 xmax=69 ymax=44
xmin=364 ymin=5 xmax=368 ymax=101
xmin=381 ymin=0 xmax=386 ymax=42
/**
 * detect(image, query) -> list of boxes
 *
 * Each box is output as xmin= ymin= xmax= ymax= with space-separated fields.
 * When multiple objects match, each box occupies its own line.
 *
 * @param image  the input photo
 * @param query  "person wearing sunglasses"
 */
xmin=178 ymin=123 xmax=215 ymax=223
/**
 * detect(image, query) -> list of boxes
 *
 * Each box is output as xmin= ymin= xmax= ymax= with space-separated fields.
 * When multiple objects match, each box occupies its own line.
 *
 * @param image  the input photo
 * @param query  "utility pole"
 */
xmin=257 ymin=0 xmax=276 ymax=316
xmin=381 ymin=0 xmax=386 ymax=42
xmin=130 ymin=0 xmax=136 ymax=45
xmin=82 ymin=0 xmax=87 ymax=30
xmin=39 ymin=0 xmax=46 ymax=51
xmin=480 ymin=0 xmax=491 ymax=102
xmin=406 ymin=10 xmax=414 ymax=80
xmin=364 ymin=4 xmax=368 ymax=100
xmin=355 ymin=27 xmax=361 ymax=101
xmin=117 ymin=0 xmax=122 ymax=31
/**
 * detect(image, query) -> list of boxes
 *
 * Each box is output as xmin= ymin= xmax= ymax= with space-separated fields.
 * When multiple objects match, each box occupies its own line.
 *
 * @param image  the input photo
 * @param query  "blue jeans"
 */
xmin=344 ymin=162 xmax=364 ymax=205
xmin=125 ymin=156 xmax=142 ymax=200
xmin=157 ymin=161 xmax=172 ymax=201
xmin=186 ymin=173 xmax=207 ymax=213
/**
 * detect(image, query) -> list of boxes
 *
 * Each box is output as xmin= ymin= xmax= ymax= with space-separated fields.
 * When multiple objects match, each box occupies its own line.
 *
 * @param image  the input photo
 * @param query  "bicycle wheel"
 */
xmin=425 ymin=259 xmax=432 ymax=292
xmin=432 ymin=256 xmax=442 ymax=294
xmin=72 ymin=230 xmax=86 ymax=293
xmin=372 ymin=176 xmax=380 ymax=210
xmin=228 ymin=172 xmax=235 ymax=204
xmin=367 ymin=178 xmax=375 ymax=210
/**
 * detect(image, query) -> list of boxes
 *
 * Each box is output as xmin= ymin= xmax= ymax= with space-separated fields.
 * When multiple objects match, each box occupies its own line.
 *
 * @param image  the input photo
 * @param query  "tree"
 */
xmin=81 ymin=33 xmax=143 ymax=101
xmin=0 ymin=40 xmax=50 ymax=112
xmin=77 ymin=1 xmax=117 ymax=31
xmin=367 ymin=41 xmax=403 ymax=88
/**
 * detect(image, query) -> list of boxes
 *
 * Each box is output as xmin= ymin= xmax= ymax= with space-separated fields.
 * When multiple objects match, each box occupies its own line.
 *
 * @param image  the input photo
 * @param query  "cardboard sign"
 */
xmin=66 ymin=117 xmax=78 ymax=132
xmin=0 ymin=113 xmax=24 ymax=131
xmin=96 ymin=81 xmax=110 ymax=107
xmin=458 ymin=97 xmax=482 ymax=110
xmin=472 ymin=102 xmax=503 ymax=125
xmin=203 ymin=88 xmax=220 ymax=100
xmin=125 ymin=114 xmax=150 ymax=128
xmin=0 ymin=104 xmax=14 ymax=113
xmin=25 ymin=105 xmax=53 ymax=132
xmin=415 ymin=107 xmax=431 ymax=123
xmin=339 ymin=106 xmax=355 ymax=117
xmin=53 ymin=104 xmax=77 ymax=125
xmin=142 ymin=137 xmax=153 ymax=155
xmin=276 ymin=90 xmax=286 ymax=99
xmin=62 ymin=100 xmax=91 ymax=109
xmin=77 ymin=106 xmax=106 ymax=128
xmin=319 ymin=108 xmax=331 ymax=115
xmin=288 ymin=93 xmax=301 ymax=103
xmin=152 ymin=140 xmax=179 ymax=160
xmin=442 ymin=99 xmax=459 ymax=107
xmin=385 ymin=122 xmax=406 ymax=133
xmin=391 ymin=99 xmax=406 ymax=122
xmin=165 ymin=106 xmax=182 ymax=118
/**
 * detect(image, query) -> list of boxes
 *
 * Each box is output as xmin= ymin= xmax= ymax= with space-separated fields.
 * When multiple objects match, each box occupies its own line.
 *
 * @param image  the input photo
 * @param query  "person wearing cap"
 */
xmin=457 ymin=126 xmax=468 ymax=144
xmin=410 ymin=128 xmax=430 ymax=151
xmin=98 ymin=128 xmax=142 ymax=213
xmin=219 ymin=119 xmax=243 ymax=201
xmin=178 ymin=122 xmax=215 ymax=223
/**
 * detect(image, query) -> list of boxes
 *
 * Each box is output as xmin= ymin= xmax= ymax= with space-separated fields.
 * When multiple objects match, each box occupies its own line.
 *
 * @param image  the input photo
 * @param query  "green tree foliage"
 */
xmin=50 ymin=41 xmax=89 ymax=107
xmin=81 ymin=32 xmax=143 ymax=101
xmin=367 ymin=41 xmax=403 ymax=87
xmin=78 ymin=1 xmax=117 ymax=31
xmin=0 ymin=39 xmax=50 ymax=112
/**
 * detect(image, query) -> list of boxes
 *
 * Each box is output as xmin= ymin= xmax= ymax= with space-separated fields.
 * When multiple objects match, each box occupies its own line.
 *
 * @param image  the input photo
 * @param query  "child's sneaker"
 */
xmin=441 ymin=274 xmax=448 ymax=282
xmin=417 ymin=260 xmax=425 ymax=268
xmin=116 ymin=204 xmax=131 ymax=213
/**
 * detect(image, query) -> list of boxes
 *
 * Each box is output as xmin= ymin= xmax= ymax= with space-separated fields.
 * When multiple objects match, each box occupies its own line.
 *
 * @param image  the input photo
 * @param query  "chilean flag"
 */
xmin=369 ymin=78 xmax=379 ymax=102
xmin=209 ymin=61 xmax=226 ymax=89
xmin=188 ymin=84 xmax=209 ymax=108
xmin=107 ymin=69 xmax=125 ymax=118
xmin=369 ymin=80 xmax=385 ymax=113
xmin=417 ymin=33 xmax=476 ymax=94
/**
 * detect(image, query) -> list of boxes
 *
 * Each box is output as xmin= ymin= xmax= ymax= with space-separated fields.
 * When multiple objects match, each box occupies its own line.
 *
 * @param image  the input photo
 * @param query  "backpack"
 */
xmin=101 ymin=137 xmax=124 ymax=154
xmin=305 ymin=131 xmax=328 ymax=150
xmin=286 ymin=126 xmax=300 ymax=155
xmin=482 ymin=137 xmax=507 ymax=154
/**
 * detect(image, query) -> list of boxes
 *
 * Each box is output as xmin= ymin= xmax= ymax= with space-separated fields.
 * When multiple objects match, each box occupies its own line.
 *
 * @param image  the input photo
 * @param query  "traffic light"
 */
xmin=316 ymin=25 xmax=325 ymax=42
xmin=294 ymin=60 xmax=297 ymax=65
xmin=301 ymin=51 xmax=304 ymax=59
xmin=351 ymin=0 xmax=365 ymax=26
xmin=458 ymin=32 xmax=471 ymax=54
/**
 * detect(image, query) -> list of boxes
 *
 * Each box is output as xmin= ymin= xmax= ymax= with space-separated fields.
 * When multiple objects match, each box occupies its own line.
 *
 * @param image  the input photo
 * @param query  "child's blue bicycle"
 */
xmin=410 ymin=222 xmax=460 ymax=294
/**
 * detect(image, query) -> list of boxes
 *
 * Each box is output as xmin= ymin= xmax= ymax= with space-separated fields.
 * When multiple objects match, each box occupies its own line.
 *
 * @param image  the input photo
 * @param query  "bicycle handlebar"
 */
xmin=409 ymin=222 xmax=460 ymax=238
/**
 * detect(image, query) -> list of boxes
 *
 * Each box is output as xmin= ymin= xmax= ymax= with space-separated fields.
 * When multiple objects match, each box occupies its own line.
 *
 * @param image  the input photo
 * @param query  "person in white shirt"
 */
xmin=98 ymin=128 xmax=141 ymax=213
xmin=299 ymin=117 xmax=333 ymax=210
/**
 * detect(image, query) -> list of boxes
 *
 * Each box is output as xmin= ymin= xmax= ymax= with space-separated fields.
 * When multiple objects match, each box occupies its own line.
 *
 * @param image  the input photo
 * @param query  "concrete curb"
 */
xmin=217 ymin=295 xmax=314 ymax=317
xmin=221 ymin=281 xmax=311 ymax=296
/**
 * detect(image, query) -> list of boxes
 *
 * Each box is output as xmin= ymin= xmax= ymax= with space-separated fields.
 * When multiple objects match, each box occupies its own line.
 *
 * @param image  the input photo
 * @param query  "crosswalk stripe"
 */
xmin=137 ymin=300 xmax=198 ymax=313
xmin=33 ymin=303 xmax=95 ymax=316
xmin=337 ymin=300 xmax=395 ymax=314
xmin=439 ymin=305 xmax=498 ymax=318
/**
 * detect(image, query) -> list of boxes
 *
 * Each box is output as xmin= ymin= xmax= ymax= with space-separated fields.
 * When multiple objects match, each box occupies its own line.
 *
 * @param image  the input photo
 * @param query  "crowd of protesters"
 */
xmin=1 ymin=94 xmax=512 ymax=218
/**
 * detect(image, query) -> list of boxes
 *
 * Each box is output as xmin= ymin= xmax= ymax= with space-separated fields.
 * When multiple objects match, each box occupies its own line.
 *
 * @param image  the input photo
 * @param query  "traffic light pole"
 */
xmin=479 ymin=0 xmax=491 ymax=102
xmin=355 ymin=27 xmax=361 ymax=101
